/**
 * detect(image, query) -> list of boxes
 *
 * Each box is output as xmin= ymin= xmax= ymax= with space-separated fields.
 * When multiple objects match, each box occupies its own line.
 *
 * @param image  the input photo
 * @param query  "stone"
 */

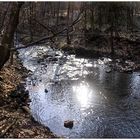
xmin=0 ymin=76 xmax=3 ymax=81
xmin=44 ymin=89 xmax=48 ymax=93
xmin=105 ymin=68 xmax=112 ymax=73
xmin=64 ymin=120 xmax=74 ymax=129
xmin=37 ymin=60 xmax=41 ymax=63
xmin=133 ymin=96 xmax=138 ymax=99
xmin=51 ymin=58 xmax=58 ymax=62
xmin=32 ymin=83 xmax=36 ymax=86
xmin=116 ymin=59 xmax=121 ymax=63
xmin=26 ymin=98 xmax=31 ymax=103
xmin=125 ymin=68 xmax=133 ymax=73
xmin=20 ymin=80 xmax=26 ymax=85
xmin=24 ymin=90 xmax=29 ymax=95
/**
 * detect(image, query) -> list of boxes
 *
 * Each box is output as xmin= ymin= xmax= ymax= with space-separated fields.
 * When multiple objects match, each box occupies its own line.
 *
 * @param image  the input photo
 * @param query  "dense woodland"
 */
xmin=0 ymin=2 xmax=140 ymax=69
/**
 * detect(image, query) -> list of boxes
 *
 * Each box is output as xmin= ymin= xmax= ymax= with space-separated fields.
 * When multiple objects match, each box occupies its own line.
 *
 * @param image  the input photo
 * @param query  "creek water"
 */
xmin=19 ymin=45 xmax=140 ymax=138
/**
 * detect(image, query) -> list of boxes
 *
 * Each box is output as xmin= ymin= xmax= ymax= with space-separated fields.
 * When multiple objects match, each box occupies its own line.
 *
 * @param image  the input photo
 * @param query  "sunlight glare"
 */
xmin=73 ymin=82 xmax=92 ymax=108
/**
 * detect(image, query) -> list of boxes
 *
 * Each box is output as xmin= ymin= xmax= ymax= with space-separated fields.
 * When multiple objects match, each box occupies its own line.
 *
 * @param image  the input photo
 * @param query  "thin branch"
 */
xmin=32 ymin=18 xmax=55 ymax=35
xmin=0 ymin=119 xmax=17 ymax=138
xmin=12 ymin=9 xmax=83 ymax=51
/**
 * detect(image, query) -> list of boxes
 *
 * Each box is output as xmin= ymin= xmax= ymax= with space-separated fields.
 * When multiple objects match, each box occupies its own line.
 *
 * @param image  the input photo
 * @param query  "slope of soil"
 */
xmin=0 ymin=53 xmax=58 ymax=138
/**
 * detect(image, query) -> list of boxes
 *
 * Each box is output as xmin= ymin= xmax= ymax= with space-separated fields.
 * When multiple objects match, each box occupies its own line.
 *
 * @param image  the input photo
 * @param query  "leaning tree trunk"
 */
xmin=0 ymin=2 xmax=23 ymax=70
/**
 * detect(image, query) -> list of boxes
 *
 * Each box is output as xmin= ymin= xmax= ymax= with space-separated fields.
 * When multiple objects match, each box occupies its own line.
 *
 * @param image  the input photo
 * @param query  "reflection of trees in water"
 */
xmin=49 ymin=80 xmax=73 ymax=103
xmin=88 ymin=65 xmax=132 ymax=98
xmin=24 ymin=45 xmax=140 ymax=138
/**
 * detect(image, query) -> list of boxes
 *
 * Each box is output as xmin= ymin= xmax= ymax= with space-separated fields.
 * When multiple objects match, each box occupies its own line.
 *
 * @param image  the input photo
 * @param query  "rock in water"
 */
xmin=51 ymin=58 xmax=58 ymax=62
xmin=64 ymin=120 xmax=74 ymax=129
xmin=0 ymin=76 xmax=3 ymax=81
xmin=44 ymin=89 xmax=48 ymax=93
xmin=105 ymin=68 xmax=112 ymax=73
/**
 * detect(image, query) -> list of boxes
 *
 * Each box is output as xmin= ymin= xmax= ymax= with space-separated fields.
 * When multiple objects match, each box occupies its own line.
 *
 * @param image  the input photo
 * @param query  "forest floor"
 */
xmin=0 ymin=54 xmax=58 ymax=138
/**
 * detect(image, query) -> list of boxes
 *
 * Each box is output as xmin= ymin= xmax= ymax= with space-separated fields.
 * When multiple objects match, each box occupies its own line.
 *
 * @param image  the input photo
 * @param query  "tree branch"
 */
xmin=12 ymin=9 xmax=83 ymax=51
xmin=32 ymin=18 xmax=56 ymax=35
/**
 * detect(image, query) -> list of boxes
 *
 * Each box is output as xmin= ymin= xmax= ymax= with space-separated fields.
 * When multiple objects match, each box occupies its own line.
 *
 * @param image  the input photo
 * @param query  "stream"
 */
xmin=18 ymin=44 xmax=140 ymax=138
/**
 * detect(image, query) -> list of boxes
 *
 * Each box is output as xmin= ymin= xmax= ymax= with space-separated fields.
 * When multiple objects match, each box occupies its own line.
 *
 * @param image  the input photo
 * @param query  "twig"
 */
xmin=0 ymin=105 xmax=10 ymax=109
xmin=32 ymin=18 xmax=56 ymax=35
xmin=0 ymin=119 xmax=17 ymax=138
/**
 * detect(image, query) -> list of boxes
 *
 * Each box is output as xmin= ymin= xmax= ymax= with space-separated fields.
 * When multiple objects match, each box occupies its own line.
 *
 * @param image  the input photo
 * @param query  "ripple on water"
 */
xmin=19 ymin=45 xmax=140 ymax=138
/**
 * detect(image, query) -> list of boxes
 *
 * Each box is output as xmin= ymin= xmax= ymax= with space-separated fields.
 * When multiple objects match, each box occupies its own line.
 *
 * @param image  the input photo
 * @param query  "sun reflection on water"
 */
xmin=73 ymin=82 xmax=93 ymax=108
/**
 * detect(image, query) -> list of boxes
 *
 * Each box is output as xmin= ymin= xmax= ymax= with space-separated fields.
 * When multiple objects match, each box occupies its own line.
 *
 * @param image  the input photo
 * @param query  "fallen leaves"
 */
xmin=0 ymin=54 xmax=58 ymax=138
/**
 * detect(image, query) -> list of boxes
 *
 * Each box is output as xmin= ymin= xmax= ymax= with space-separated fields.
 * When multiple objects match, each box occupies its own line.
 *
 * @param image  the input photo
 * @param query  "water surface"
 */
xmin=19 ymin=45 xmax=140 ymax=138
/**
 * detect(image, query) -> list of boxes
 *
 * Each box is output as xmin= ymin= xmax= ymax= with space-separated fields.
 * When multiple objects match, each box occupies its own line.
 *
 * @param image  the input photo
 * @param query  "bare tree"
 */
xmin=66 ymin=2 xmax=71 ymax=44
xmin=0 ymin=2 xmax=23 ymax=69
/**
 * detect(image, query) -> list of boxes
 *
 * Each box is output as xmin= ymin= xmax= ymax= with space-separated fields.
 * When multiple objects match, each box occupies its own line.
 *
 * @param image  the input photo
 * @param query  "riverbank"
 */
xmin=15 ymin=41 xmax=140 ymax=138
xmin=57 ymin=34 xmax=140 ymax=73
xmin=19 ymin=27 xmax=140 ymax=74
xmin=0 ymin=52 xmax=58 ymax=138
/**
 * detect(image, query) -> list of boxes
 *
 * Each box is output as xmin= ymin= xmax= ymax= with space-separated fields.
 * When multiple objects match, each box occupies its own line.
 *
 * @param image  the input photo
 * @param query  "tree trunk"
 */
xmin=56 ymin=2 xmax=60 ymax=26
xmin=0 ymin=3 xmax=10 ymax=31
xmin=0 ymin=2 xmax=23 ymax=70
xmin=84 ymin=3 xmax=87 ymax=48
xmin=29 ymin=3 xmax=33 ymax=42
xmin=66 ymin=2 xmax=71 ymax=45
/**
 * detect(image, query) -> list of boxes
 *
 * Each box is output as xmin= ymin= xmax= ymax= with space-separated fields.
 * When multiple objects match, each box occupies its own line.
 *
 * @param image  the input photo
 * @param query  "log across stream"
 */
xmin=18 ymin=45 xmax=140 ymax=138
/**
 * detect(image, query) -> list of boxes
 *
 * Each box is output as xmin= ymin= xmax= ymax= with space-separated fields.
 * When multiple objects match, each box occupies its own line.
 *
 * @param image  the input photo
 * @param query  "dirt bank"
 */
xmin=57 ymin=34 xmax=140 ymax=73
xmin=0 ymin=53 xmax=58 ymax=138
